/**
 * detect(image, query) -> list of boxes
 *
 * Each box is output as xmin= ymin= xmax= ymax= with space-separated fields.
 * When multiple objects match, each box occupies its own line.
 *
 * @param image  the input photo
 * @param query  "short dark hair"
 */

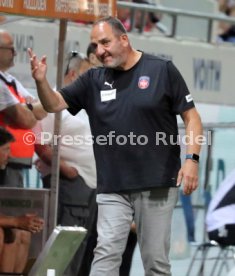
xmin=0 ymin=127 xmax=14 ymax=146
xmin=86 ymin=43 xmax=96 ymax=57
xmin=93 ymin=16 xmax=127 ymax=36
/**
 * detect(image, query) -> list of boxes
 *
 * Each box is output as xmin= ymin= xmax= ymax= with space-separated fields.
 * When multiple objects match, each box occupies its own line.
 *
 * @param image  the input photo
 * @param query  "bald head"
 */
xmin=0 ymin=29 xmax=13 ymax=46
xmin=93 ymin=16 xmax=127 ymax=37
xmin=0 ymin=29 xmax=16 ymax=71
xmin=64 ymin=52 xmax=91 ymax=86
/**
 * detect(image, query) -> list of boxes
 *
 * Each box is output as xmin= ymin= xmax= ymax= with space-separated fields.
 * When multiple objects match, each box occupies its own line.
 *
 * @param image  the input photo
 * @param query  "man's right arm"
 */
xmin=28 ymin=48 xmax=68 ymax=113
xmin=35 ymin=79 xmax=68 ymax=113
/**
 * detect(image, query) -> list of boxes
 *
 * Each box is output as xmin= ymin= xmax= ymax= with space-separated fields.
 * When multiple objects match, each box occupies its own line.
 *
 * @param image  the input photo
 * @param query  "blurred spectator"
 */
xmin=117 ymin=0 xmax=166 ymax=34
xmin=0 ymin=16 xmax=6 ymax=24
xmin=217 ymin=0 xmax=229 ymax=12
xmin=119 ymin=224 xmax=138 ymax=275
xmin=0 ymin=29 xmax=46 ymax=187
xmin=217 ymin=0 xmax=235 ymax=12
xmin=0 ymin=214 xmax=44 ymax=273
xmin=34 ymin=52 xmax=97 ymax=276
xmin=180 ymin=191 xmax=196 ymax=243
xmin=217 ymin=1 xmax=235 ymax=42
xmin=117 ymin=0 xmax=132 ymax=31
xmin=86 ymin=43 xmax=103 ymax=67
xmin=0 ymin=127 xmax=44 ymax=274
xmin=0 ymin=127 xmax=14 ymax=170
xmin=133 ymin=0 xmax=160 ymax=32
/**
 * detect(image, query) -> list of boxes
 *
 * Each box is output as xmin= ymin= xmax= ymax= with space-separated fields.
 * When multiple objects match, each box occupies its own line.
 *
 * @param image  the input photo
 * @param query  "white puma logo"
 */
xmin=104 ymin=81 xmax=114 ymax=89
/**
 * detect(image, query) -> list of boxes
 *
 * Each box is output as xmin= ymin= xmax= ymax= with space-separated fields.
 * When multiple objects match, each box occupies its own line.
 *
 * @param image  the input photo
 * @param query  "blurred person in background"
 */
xmin=34 ymin=52 xmax=97 ymax=276
xmin=217 ymin=0 xmax=235 ymax=43
xmin=0 ymin=213 xmax=44 ymax=274
xmin=0 ymin=127 xmax=14 ymax=170
xmin=0 ymin=126 xmax=44 ymax=274
xmin=0 ymin=29 xmax=46 ymax=187
xmin=133 ymin=0 xmax=161 ymax=32
xmin=117 ymin=0 xmax=132 ymax=31
xmin=87 ymin=43 xmax=103 ymax=67
xmin=0 ymin=16 xmax=6 ymax=24
xmin=117 ymin=0 xmax=167 ymax=34
xmin=180 ymin=191 xmax=196 ymax=244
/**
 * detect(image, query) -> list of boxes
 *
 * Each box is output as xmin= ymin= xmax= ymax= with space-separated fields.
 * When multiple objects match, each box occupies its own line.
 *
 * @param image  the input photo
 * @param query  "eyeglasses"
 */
xmin=0 ymin=46 xmax=16 ymax=55
xmin=65 ymin=51 xmax=79 ymax=75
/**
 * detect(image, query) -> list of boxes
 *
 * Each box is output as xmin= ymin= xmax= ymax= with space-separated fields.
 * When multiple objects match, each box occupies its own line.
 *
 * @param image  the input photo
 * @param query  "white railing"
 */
xmin=117 ymin=1 xmax=235 ymax=42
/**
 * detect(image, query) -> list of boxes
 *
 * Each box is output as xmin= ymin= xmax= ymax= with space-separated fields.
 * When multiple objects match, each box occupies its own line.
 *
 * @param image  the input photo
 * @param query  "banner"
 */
xmin=0 ymin=0 xmax=116 ymax=21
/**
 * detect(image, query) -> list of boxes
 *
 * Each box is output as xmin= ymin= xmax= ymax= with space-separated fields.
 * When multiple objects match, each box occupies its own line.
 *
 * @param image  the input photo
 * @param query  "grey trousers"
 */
xmin=90 ymin=188 xmax=178 ymax=276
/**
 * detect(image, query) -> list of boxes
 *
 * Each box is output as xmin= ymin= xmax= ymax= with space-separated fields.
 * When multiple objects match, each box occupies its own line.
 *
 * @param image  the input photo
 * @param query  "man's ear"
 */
xmin=120 ymin=34 xmax=129 ymax=47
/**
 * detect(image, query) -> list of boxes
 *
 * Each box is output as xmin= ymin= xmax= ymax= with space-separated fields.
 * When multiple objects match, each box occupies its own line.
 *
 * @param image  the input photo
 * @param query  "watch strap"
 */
xmin=186 ymin=153 xmax=199 ymax=163
xmin=26 ymin=103 xmax=33 ymax=111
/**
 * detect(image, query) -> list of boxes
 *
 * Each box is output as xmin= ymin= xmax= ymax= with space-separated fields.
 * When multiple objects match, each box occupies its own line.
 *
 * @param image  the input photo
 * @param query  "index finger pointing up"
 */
xmin=27 ymin=48 xmax=33 ymax=58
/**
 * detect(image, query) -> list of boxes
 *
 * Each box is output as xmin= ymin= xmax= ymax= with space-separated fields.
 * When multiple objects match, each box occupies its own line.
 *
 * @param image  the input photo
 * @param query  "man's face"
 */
xmin=90 ymin=22 xmax=127 ymax=69
xmin=0 ymin=142 xmax=11 ymax=169
xmin=0 ymin=32 xmax=16 ymax=71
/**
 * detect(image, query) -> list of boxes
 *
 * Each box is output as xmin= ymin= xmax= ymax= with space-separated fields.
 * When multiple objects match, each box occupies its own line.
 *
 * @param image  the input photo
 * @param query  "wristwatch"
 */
xmin=26 ymin=103 xmax=34 ymax=111
xmin=186 ymin=154 xmax=199 ymax=163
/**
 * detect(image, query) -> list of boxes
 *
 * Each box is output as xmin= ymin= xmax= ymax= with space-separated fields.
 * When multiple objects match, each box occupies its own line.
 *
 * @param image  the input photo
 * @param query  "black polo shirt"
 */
xmin=60 ymin=53 xmax=195 ymax=193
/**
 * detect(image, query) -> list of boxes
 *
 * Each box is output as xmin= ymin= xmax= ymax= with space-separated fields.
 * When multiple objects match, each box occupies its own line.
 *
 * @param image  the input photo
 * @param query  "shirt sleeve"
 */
xmin=166 ymin=61 xmax=195 ymax=114
xmin=59 ymin=70 xmax=91 ymax=116
xmin=0 ymin=80 xmax=19 ymax=111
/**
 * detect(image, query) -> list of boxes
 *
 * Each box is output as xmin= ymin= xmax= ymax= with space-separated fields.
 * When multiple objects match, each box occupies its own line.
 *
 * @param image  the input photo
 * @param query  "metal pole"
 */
xmin=171 ymin=14 xmax=177 ymax=38
xmin=207 ymin=19 xmax=213 ymax=43
xmin=48 ymin=19 xmax=67 ymax=237
xmin=198 ymin=129 xmax=214 ymax=275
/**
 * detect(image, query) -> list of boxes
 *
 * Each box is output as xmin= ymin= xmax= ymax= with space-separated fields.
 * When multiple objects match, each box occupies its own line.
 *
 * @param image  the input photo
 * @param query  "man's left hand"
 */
xmin=177 ymin=159 xmax=199 ymax=195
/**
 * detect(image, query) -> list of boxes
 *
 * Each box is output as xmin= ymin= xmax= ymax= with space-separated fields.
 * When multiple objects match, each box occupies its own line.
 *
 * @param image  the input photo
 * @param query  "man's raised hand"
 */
xmin=28 ymin=48 xmax=47 ymax=82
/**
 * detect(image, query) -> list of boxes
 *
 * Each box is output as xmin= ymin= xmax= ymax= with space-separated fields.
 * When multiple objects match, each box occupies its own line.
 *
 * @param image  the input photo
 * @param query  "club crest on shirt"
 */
xmin=138 ymin=76 xmax=150 ymax=89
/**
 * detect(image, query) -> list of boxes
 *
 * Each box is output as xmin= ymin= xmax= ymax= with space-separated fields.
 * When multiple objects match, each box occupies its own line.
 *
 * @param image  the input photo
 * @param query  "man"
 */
xmin=34 ymin=52 xmax=97 ymax=276
xmin=29 ymin=16 xmax=202 ymax=276
xmin=0 ymin=127 xmax=44 ymax=273
xmin=0 ymin=29 xmax=46 ymax=187
xmin=87 ymin=41 xmax=137 ymax=276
